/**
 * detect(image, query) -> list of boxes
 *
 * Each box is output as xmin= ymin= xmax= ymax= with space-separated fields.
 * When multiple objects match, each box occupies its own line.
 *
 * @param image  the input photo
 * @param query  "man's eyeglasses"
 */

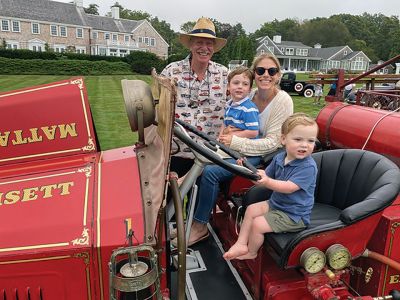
xmin=254 ymin=67 xmax=279 ymax=76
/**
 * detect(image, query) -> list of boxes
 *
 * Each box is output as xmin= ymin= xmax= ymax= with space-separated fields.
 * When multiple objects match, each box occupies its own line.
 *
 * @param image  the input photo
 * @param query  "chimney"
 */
xmin=111 ymin=6 xmax=120 ymax=19
xmin=74 ymin=0 xmax=83 ymax=7
xmin=272 ymin=35 xmax=281 ymax=44
xmin=314 ymin=43 xmax=321 ymax=49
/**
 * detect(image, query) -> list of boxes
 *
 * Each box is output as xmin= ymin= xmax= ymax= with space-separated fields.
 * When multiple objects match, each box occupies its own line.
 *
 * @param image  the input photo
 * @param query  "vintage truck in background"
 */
xmin=280 ymin=71 xmax=316 ymax=98
xmin=0 ymin=55 xmax=400 ymax=300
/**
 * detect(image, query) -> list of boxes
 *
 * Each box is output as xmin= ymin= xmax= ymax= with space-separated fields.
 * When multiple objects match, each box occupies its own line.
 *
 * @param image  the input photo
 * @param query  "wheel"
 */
xmin=173 ymin=119 xmax=260 ymax=181
xmin=294 ymin=82 xmax=303 ymax=92
xmin=303 ymin=88 xmax=314 ymax=98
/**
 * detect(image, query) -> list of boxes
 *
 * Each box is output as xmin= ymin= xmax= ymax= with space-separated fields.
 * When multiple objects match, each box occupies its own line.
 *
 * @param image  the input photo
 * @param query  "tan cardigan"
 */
xmin=229 ymin=90 xmax=293 ymax=156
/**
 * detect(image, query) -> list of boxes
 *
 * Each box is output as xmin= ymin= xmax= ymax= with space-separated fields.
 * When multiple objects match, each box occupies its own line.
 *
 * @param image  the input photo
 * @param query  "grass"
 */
xmin=0 ymin=75 xmax=324 ymax=150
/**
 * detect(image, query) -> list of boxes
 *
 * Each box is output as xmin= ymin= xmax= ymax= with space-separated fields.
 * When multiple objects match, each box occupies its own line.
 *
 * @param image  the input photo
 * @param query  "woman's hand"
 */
xmin=218 ymin=133 xmax=233 ymax=146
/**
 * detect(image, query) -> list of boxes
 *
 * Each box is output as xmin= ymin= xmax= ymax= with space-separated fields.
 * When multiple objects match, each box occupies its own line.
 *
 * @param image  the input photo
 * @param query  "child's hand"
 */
xmin=255 ymin=169 xmax=270 ymax=186
xmin=236 ymin=157 xmax=245 ymax=166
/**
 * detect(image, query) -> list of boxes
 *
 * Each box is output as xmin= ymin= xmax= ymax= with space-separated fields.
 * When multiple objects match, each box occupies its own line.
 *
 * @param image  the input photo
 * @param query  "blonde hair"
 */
xmin=281 ymin=113 xmax=318 ymax=135
xmin=228 ymin=66 xmax=254 ymax=87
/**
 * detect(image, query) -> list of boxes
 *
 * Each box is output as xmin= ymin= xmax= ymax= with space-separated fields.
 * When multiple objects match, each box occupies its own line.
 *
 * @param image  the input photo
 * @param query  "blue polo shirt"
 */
xmin=265 ymin=151 xmax=317 ymax=225
xmin=224 ymin=97 xmax=259 ymax=134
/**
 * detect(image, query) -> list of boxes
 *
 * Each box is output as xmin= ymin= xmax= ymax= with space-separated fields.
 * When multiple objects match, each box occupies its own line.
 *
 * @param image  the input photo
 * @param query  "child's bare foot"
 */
xmin=223 ymin=243 xmax=248 ymax=260
xmin=236 ymin=252 xmax=257 ymax=260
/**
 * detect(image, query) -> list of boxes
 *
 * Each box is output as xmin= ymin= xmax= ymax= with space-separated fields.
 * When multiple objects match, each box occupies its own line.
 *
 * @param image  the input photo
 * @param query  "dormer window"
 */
xmin=344 ymin=50 xmax=348 ymax=56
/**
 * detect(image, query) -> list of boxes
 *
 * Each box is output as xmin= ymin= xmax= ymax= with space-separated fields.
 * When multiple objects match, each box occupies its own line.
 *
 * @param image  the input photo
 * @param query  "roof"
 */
xmin=279 ymin=40 xmax=311 ymax=48
xmin=309 ymin=46 xmax=347 ymax=59
xmin=0 ymin=0 xmax=88 ymax=26
xmin=85 ymin=14 xmax=142 ymax=32
xmin=0 ymin=0 xmax=146 ymax=34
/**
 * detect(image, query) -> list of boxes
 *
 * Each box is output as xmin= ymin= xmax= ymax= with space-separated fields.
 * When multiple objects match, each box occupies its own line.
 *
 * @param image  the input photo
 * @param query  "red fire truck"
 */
xmin=0 ymin=62 xmax=400 ymax=300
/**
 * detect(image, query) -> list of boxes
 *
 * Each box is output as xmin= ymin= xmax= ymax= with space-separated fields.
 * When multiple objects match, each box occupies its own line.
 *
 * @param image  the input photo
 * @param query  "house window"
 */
xmin=12 ymin=21 xmax=20 ymax=32
xmin=343 ymin=50 xmax=348 ymax=56
xmin=60 ymin=26 xmax=67 ymax=37
xmin=76 ymin=46 xmax=86 ymax=54
xmin=112 ymin=34 xmax=118 ymax=42
xmin=144 ymin=37 xmax=149 ymax=45
xmin=99 ymin=47 xmax=106 ymax=55
xmin=104 ymin=32 xmax=110 ymax=40
xmin=32 ymin=45 xmax=42 ymax=52
xmin=268 ymin=46 xmax=274 ymax=53
xmin=76 ymin=28 xmax=83 ymax=38
xmin=1 ymin=20 xmax=10 ymax=31
xmin=119 ymin=49 xmax=128 ymax=57
xmin=296 ymin=48 xmax=308 ymax=56
xmin=6 ymin=42 xmax=19 ymax=49
xmin=54 ymin=44 xmax=66 ymax=53
xmin=124 ymin=35 xmax=130 ymax=42
xmin=92 ymin=31 xmax=98 ymax=39
xmin=50 ymin=25 xmax=58 ymax=36
xmin=109 ymin=48 xmax=118 ymax=56
xmin=150 ymin=38 xmax=155 ymax=46
xmin=138 ymin=37 xmax=142 ymax=43
xmin=285 ymin=48 xmax=294 ymax=55
xmin=32 ymin=23 xmax=40 ymax=34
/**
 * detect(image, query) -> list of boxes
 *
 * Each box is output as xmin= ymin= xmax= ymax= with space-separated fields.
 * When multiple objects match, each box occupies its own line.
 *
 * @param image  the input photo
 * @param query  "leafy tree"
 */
xmin=84 ymin=4 xmax=99 ymax=15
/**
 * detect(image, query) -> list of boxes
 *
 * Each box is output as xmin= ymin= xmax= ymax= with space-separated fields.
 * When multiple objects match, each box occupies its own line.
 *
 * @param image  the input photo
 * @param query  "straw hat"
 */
xmin=179 ymin=17 xmax=227 ymax=52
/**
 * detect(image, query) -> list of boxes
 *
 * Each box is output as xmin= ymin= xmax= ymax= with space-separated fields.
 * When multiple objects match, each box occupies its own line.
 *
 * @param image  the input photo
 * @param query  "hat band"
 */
xmin=190 ymin=29 xmax=216 ymax=36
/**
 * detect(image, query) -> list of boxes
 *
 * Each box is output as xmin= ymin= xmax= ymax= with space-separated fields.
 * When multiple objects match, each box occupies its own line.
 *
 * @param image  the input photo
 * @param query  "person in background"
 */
xmin=161 ymin=17 xmax=228 ymax=177
xmin=223 ymin=113 xmax=318 ymax=260
xmin=177 ymin=53 xmax=293 ymax=246
xmin=313 ymin=73 xmax=324 ymax=105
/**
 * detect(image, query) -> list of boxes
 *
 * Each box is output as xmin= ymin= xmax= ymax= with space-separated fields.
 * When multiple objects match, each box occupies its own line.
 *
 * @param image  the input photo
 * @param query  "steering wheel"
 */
xmin=173 ymin=119 xmax=261 ymax=181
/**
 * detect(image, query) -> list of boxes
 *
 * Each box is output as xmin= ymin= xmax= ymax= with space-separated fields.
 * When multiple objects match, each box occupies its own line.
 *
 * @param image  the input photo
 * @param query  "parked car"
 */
xmin=280 ymin=72 xmax=315 ymax=97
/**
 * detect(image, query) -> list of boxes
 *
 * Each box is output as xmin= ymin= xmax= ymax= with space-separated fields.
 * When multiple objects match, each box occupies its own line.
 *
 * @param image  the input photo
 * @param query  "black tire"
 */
xmin=303 ymin=88 xmax=314 ymax=98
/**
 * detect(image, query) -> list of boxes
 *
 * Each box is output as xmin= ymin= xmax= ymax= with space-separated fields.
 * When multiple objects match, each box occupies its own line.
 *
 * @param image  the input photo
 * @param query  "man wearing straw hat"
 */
xmin=162 ymin=17 xmax=228 ymax=176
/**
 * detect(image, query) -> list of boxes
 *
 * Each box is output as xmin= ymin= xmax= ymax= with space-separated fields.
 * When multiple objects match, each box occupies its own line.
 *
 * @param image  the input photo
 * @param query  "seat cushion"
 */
xmin=265 ymin=203 xmax=343 ymax=267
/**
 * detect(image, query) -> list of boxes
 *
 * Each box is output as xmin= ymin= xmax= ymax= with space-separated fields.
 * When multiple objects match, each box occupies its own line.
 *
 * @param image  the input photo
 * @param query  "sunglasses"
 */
xmin=254 ymin=67 xmax=279 ymax=76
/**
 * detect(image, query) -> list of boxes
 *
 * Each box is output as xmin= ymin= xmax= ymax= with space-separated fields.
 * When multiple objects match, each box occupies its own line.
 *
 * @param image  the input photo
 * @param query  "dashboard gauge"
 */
xmin=325 ymin=244 xmax=351 ymax=270
xmin=300 ymin=247 xmax=326 ymax=273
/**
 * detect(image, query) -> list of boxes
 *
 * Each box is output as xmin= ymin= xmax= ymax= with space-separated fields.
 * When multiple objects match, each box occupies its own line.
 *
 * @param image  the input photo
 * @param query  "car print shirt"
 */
xmin=161 ymin=57 xmax=228 ymax=158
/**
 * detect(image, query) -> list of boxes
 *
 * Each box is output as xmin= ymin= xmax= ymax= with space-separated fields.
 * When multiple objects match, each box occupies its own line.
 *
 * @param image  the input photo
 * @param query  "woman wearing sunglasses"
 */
xmin=184 ymin=53 xmax=294 ymax=246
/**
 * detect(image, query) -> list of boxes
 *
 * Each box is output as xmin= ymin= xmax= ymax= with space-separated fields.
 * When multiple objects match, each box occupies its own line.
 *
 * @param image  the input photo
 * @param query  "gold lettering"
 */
xmin=58 ymin=182 xmax=74 ymax=195
xmin=58 ymin=123 xmax=78 ymax=139
xmin=27 ymin=128 xmax=43 ymax=143
xmin=4 ymin=190 xmax=21 ymax=204
xmin=41 ymin=125 xmax=57 ymax=140
xmin=0 ymin=192 xmax=3 ymax=205
xmin=22 ymin=187 xmax=39 ymax=202
xmin=0 ymin=131 xmax=10 ymax=147
xmin=12 ymin=130 xmax=28 ymax=145
xmin=389 ymin=274 xmax=400 ymax=284
xmin=40 ymin=184 xmax=58 ymax=198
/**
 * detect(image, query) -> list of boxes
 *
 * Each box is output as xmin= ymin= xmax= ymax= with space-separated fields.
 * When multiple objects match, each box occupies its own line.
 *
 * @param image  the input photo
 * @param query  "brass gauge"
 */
xmin=300 ymin=247 xmax=326 ymax=273
xmin=325 ymin=244 xmax=351 ymax=270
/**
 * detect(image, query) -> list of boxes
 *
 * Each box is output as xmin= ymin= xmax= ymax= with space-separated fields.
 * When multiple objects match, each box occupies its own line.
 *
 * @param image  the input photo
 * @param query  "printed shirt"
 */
xmin=161 ymin=57 xmax=228 ymax=158
xmin=224 ymin=97 xmax=259 ymax=132
xmin=265 ymin=151 xmax=317 ymax=225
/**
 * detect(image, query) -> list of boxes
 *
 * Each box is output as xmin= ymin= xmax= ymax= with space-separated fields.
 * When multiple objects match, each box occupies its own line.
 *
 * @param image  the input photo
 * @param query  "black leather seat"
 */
xmin=244 ymin=149 xmax=400 ymax=268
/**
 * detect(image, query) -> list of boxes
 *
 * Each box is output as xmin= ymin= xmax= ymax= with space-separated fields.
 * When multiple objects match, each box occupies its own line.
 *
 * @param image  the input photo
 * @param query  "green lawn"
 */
xmin=0 ymin=75 xmax=323 ymax=150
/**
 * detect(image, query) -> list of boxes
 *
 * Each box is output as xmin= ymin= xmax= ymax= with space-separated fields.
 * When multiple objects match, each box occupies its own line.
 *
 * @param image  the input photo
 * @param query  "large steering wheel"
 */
xmin=173 ymin=119 xmax=261 ymax=181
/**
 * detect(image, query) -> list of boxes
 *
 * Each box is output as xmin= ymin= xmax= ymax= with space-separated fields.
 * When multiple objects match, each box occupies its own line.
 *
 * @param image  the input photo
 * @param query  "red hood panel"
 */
xmin=0 ymin=160 xmax=95 ymax=255
xmin=0 ymin=78 xmax=97 ymax=166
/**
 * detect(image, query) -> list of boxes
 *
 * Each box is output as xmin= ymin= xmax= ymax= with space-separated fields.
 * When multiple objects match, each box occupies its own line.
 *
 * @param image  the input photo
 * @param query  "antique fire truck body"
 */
xmin=0 ymin=67 xmax=400 ymax=300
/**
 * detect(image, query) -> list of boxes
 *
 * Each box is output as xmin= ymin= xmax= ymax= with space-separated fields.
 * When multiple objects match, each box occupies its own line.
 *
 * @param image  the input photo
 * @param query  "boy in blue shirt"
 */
xmin=219 ymin=66 xmax=259 ymax=141
xmin=223 ymin=113 xmax=318 ymax=260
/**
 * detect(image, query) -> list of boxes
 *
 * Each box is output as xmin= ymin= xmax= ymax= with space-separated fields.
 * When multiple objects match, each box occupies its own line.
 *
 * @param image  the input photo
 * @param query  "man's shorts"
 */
xmin=264 ymin=209 xmax=307 ymax=233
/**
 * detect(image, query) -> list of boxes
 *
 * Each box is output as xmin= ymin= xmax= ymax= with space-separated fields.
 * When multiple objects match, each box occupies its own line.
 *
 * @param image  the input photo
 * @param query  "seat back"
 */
xmin=313 ymin=149 xmax=400 ymax=224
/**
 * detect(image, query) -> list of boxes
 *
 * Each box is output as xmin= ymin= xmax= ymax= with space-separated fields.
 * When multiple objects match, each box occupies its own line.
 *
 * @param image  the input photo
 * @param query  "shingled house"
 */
xmin=256 ymin=35 xmax=371 ymax=72
xmin=0 ymin=0 xmax=169 ymax=59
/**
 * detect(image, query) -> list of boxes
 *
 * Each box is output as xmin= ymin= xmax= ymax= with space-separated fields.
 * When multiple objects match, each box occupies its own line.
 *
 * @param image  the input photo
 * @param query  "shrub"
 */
xmin=125 ymin=51 xmax=166 ymax=74
xmin=0 ymin=57 xmax=133 ymax=75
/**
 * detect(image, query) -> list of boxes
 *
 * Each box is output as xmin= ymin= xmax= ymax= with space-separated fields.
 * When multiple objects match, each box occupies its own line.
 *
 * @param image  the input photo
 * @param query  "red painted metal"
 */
xmin=0 ymin=78 xmax=97 ymax=166
xmin=316 ymin=102 xmax=400 ymax=166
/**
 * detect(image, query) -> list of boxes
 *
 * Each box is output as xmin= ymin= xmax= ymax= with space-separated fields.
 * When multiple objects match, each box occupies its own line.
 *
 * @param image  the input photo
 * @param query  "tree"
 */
xmin=84 ymin=4 xmax=99 ymax=15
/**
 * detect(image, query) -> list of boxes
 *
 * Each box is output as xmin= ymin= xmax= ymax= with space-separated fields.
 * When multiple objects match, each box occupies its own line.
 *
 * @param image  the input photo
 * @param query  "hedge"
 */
xmin=0 ymin=48 xmax=125 ymax=62
xmin=125 ymin=51 xmax=166 ymax=75
xmin=0 ymin=57 xmax=133 ymax=75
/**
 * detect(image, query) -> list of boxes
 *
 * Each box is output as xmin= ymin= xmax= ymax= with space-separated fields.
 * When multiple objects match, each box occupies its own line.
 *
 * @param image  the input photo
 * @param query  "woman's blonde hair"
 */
xmin=281 ymin=113 xmax=318 ymax=135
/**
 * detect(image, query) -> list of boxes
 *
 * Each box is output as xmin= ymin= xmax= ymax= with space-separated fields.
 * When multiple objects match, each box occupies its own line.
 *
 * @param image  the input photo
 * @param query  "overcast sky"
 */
xmin=58 ymin=0 xmax=400 ymax=33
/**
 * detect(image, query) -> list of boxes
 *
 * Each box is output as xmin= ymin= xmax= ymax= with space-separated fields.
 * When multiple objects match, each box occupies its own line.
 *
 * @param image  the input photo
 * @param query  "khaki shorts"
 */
xmin=265 ymin=209 xmax=306 ymax=233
